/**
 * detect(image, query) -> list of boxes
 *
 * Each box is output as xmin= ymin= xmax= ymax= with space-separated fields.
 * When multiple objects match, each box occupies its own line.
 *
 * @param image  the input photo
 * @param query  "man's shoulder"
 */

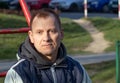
xmin=10 ymin=59 xmax=35 ymax=77
xmin=67 ymin=56 xmax=79 ymax=63
xmin=10 ymin=59 xmax=30 ymax=70
xmin=66 ymin=56 xmax=84 ymax=79
xmin=66 ymin=56 xmax=82 ymax=68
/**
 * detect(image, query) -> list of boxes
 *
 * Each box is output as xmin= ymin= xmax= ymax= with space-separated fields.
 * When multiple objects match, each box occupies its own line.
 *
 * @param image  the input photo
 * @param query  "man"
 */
xmin=5 ymin=8 xmax=91 ymax=83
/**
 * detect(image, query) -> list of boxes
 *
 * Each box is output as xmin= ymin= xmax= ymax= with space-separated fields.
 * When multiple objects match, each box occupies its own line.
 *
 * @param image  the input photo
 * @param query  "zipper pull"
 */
xmin=53 ymin=63 xmax=57 ymax=67
xmin=50 ymin=63 xmax=57 ymax=83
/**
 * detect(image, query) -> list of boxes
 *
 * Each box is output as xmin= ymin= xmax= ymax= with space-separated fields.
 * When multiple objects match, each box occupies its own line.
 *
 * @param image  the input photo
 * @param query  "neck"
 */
xmin=46 ymin=51 xmax=58 ymax=62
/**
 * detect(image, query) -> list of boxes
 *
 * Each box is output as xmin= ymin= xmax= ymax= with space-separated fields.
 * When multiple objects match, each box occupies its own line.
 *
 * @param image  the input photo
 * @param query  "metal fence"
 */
xmin=116 ymin=41 xmax=120 ymax=83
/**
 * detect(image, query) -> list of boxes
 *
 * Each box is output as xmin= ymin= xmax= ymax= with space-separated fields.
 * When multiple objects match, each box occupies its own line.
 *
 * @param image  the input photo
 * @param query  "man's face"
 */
xmin=28 ymin=15 xmax=63 ymax=60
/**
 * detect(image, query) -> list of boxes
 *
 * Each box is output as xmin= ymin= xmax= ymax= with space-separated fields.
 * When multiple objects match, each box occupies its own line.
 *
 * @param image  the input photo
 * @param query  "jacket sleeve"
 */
xmin=4 ymin=68 xmax=23 ymax=83
xmin=73 ymin=60 xmax=92 ymax=83
xmin=81 ymin=65 xmax=92 ymax=83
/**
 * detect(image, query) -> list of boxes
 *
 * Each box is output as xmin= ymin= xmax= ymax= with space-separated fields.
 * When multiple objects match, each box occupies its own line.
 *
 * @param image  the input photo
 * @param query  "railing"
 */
xmin=0 ymin=28 xmax=29 ymax=34
xmin=0 ymin=72 xmax=7 ymax=77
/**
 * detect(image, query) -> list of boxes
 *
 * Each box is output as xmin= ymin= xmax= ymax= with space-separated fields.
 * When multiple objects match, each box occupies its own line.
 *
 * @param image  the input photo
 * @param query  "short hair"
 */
xmin=30 ymin=8 xmax=61 ymax=30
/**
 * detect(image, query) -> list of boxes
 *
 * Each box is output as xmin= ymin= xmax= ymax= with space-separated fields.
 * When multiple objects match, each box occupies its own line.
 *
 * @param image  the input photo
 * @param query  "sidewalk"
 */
xmin=0 ymin=59 xmax=17 ymax=72
xmin=73 ymin=19 xmax=111 ymax=53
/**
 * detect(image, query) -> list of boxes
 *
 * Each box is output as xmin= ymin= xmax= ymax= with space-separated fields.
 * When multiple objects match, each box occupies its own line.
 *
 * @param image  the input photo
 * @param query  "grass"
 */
xmin=61 ymin=18 xmax=92 ymax=54
xmin=0 ymin=33 xmax=27 ymax=59
xmin=84 ymin=60 xmax=116 ymax=83
xmin=0 ymin=78 xmax=4 ymax=83
xmin=0 ymin=13 xmax=92 ymax=59
xmin=87 ymin=17 xmax=120 ymax=52
xmin=0 ymin=13 xmax=27 ymax=28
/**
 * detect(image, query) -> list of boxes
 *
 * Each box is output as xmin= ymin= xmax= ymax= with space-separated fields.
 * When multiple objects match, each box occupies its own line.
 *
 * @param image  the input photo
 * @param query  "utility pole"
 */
xmin=119 ymin=0 xmax=120 ymax=19
xmin=84 ymin=0 xmax=88 ymax=18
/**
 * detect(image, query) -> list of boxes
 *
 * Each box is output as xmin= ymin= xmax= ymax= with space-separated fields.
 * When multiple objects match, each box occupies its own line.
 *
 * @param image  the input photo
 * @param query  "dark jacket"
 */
xmin=5 ymin=37 xmax=91 ymax=83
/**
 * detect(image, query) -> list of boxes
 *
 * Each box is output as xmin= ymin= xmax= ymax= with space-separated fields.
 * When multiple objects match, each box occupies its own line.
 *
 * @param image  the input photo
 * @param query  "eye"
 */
xmin=37 ymin=30 xmax=43 ymax=34
xmin=50 ymin=29 xmax=57 ymax=33
xmin=38 ymin=32 xmax=41 ymax=34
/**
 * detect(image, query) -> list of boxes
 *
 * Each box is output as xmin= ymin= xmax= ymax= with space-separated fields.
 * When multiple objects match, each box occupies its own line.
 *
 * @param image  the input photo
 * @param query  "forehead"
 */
xmin=33 ymin=14 xmax=57 ymax=25
xmin=31 ymin=15 xmax=60 ymax=31
xmin=31 ymin=15 xmax=60 ymax=29
xmin=36 ymin=14 xmax=55 ymax=22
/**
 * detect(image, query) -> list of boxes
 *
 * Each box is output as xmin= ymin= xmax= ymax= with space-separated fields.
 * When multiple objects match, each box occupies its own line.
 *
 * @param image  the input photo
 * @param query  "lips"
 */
xmin=42 ymin=44 xmax=52 ymax=47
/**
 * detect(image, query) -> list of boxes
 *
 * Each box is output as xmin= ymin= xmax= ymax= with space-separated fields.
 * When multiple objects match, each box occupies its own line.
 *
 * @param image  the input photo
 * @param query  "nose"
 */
xmin=43 ymin=32 xmax=51 ymax=42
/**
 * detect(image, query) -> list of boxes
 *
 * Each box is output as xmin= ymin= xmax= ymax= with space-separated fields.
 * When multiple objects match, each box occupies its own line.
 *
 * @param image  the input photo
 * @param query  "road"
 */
xmin=60 ymin=12 xmax=118 ymax=19
xmin=71 ymin=52 xmax=115 ymax=65
xmin=0 ymin=52 xmax=115 ymax=72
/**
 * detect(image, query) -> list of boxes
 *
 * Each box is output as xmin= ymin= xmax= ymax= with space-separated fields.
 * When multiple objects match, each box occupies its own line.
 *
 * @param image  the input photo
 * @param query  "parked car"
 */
xmin=8 ymin=0 xmax=20 ymax=10
xmin=49 ymin=0 xmax=84 ymax=12
xmin=87 ymin=0 xmax=110 ymax=12
xmin=9 ymin=0 xmax=51 ymax=10
xmin=27 ymin=0 xmax=51 ymax=10
xmin=0 ymin=0 xmax=11 ymax=9
xmin=108 ymin=0 xmax=118 ymax=13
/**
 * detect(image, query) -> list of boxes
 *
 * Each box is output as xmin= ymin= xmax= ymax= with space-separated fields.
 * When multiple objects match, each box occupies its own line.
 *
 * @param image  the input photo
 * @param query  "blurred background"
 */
xmin=0 ymin=0 xmax=119 ymax=83
xmin=0 ymin=0 xmax=118 ymax=13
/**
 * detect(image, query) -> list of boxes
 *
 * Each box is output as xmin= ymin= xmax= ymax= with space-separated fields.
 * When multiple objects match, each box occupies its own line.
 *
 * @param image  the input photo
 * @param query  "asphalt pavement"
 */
xmin=72 ymin=52 xmax=115 ymax=65
xmin=0 ymin=52 xmax=116 ymax=72
xmin=59 ymin=12 xmax=118 ymax=19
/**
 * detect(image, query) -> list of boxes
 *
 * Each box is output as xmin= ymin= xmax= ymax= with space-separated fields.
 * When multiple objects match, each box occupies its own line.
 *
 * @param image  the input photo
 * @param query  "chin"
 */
xmin=39 ymin=48 xmax=57 ymax=55
xmin=42 ymin=50 xmax=53 ymax=55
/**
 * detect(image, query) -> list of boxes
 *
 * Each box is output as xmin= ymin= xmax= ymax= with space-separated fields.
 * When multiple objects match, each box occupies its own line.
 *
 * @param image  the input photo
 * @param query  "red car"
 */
xmin=9 ymin=0 xmax=51 ymax=10
xmin=27 ymin=0 xmax=51 ymax=10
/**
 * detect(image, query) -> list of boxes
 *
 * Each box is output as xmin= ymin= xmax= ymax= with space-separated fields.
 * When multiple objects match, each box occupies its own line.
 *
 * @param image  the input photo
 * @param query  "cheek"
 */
xmin=32 ymin=36 xmax=41 ymax=44
xmin=53 ymin=34 xmax=62 ymax=44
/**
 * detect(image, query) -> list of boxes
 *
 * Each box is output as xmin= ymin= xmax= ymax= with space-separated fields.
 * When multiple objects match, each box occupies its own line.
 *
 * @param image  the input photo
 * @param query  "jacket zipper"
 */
xmin=50 ymin=63 xmax=57 ymax=83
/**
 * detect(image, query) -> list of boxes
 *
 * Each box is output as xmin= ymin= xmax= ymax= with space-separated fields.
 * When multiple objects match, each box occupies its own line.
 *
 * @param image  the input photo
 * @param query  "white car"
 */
xmin=49 ymin=0 xmax=83 ymax=12
xmin=8 ymin=0 xmax=20 ymax=10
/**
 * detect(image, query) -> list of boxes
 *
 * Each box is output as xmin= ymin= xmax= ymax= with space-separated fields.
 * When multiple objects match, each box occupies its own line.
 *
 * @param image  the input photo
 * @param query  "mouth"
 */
xmin=43 ymin=44 xmax=52 ymax=47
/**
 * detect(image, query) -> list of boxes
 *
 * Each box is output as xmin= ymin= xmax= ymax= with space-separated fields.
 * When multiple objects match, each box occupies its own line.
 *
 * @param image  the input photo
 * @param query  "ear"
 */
xmin=28 ymin=30 xmax=34 ymax=43
xmin=60 ymin=29 xmax=64 ymax=40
